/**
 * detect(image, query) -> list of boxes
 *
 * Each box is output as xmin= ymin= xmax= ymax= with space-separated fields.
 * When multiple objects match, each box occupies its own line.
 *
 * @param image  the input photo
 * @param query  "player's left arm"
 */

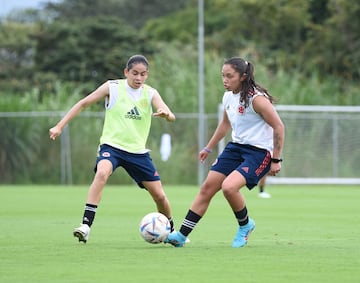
xmin=253 ymin=95 xmax=285 ymax=175
xmin=151 ymin=89 xmax=176 ymax=122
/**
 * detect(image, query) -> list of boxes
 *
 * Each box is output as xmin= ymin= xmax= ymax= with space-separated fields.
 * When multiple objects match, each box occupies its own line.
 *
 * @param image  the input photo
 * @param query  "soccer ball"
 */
xmin=139 ymin=212 xmax=171 ymax=244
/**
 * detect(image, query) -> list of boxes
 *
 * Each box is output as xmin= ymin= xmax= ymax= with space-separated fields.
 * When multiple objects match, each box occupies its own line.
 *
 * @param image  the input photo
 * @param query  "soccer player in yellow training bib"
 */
xmin=49 ymin=55 xmax=176 ymax=243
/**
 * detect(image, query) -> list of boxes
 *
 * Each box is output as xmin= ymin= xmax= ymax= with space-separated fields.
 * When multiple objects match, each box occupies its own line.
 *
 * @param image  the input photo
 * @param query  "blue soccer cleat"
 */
xmin=164 ymin=231 xmax=187 ymax=247
xmin=232 ymin=218 xmax=255 ymax=248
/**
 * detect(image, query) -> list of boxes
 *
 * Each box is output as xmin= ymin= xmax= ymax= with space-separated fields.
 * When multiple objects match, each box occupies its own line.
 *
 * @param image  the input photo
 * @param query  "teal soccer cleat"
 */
xmin=232 ymin=218 xmax=255 ymax=248
xmin=165 ymin=231 xmax=187 ymax=247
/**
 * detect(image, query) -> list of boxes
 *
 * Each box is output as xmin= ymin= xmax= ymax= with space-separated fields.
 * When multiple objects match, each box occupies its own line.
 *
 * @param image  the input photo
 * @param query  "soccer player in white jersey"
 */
xmin=166 ymin=57 xmax=285 ymax=248
xmin=49 ymin=55 xmax=176 ymax=243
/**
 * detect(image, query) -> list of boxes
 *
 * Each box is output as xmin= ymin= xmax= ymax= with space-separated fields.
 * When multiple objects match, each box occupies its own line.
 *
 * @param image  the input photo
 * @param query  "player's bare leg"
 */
xmin=73 ymin=160 xmax=112 ymax=243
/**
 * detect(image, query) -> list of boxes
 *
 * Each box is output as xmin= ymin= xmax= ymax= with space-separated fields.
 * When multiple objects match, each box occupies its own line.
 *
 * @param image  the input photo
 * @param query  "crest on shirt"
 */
xmin=238 ymin=105 xmax=245 ymax=115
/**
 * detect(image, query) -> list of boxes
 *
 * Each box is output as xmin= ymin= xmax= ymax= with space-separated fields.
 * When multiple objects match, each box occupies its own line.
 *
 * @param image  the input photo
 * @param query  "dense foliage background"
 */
xmin=1 ymin=0 xmax=359 ymax=184
xmin=1 ymin=0 xmax=359 ymax=97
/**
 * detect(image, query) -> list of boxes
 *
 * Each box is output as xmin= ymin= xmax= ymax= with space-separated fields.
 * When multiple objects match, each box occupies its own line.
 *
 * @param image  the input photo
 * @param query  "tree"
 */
xmin=33 ymin=15 xmax=155 ymax=85
xmin=0 ymin=21 xmax=37 ymax=92
xmin=44 ymin=0 xmax=188 ymax=28
xmin=304 ymin=0 xmax=360 ymax=79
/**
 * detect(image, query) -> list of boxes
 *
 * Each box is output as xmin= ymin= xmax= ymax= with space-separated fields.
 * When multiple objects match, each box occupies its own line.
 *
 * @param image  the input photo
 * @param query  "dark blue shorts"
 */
xmin=94 ymin=144 xmax=160 ymax=188
xmin=210 ymin=142 xmax=271 ymax=189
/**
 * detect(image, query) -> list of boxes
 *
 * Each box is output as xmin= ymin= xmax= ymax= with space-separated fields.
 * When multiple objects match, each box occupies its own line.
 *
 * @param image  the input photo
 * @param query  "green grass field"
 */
xmin=1 ymin=184 xmax=359 ymax=283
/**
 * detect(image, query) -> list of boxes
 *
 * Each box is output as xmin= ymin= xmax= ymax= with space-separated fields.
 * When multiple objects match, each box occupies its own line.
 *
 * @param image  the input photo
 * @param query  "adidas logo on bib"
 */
xmin=125 ymin=106 xmax=141 ymax=120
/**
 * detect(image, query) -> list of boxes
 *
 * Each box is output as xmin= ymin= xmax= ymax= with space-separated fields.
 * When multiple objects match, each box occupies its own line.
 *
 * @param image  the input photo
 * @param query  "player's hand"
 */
xmin=153 ymin=108 xmax=170 ymax=119
xmin=49 ymin=126 xmax=62 ymax=140
xmin=269 ymin=162 xmax=281 ymax=176
xmin=199 ymin=150 xmax=209 ymax=163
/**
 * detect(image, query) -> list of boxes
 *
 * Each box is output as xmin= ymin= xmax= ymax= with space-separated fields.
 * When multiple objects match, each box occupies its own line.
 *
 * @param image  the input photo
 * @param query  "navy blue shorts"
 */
xmin=94 ymin=144 xmax=160 ymax=188
xmin=210 ymin=142 xmax=271 ymax=189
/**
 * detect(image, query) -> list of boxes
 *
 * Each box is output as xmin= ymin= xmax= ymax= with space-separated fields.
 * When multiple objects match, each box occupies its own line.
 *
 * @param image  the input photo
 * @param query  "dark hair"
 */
xmin=126 ymin=54 xmax=149 ymax=70
xmin=224 ymin=57 xmax=276 ymax=107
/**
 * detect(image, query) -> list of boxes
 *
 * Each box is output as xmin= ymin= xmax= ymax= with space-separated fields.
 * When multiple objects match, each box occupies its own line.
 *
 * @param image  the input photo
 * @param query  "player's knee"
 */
xmin=94 ymin=169 xmax=110 ymax=184
xmin=221 ymin=180 xmax=237 ymax=198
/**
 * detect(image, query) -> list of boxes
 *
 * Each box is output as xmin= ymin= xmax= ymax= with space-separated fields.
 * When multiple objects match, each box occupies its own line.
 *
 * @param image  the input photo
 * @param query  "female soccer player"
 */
xmin=166 ymin=57 xmax=285 ymax=248
xmin=49 ymin=55 xmax=176 ymax=243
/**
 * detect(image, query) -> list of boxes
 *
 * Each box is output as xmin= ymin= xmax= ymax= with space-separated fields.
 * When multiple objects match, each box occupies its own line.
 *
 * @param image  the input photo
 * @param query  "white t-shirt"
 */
xmin=222 ymin=89 xmax=274 ymax=153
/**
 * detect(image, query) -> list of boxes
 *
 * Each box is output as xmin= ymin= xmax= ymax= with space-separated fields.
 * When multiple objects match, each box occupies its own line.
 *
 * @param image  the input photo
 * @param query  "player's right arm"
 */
xmin=49 ymin=81 xmax=109 ymax=140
